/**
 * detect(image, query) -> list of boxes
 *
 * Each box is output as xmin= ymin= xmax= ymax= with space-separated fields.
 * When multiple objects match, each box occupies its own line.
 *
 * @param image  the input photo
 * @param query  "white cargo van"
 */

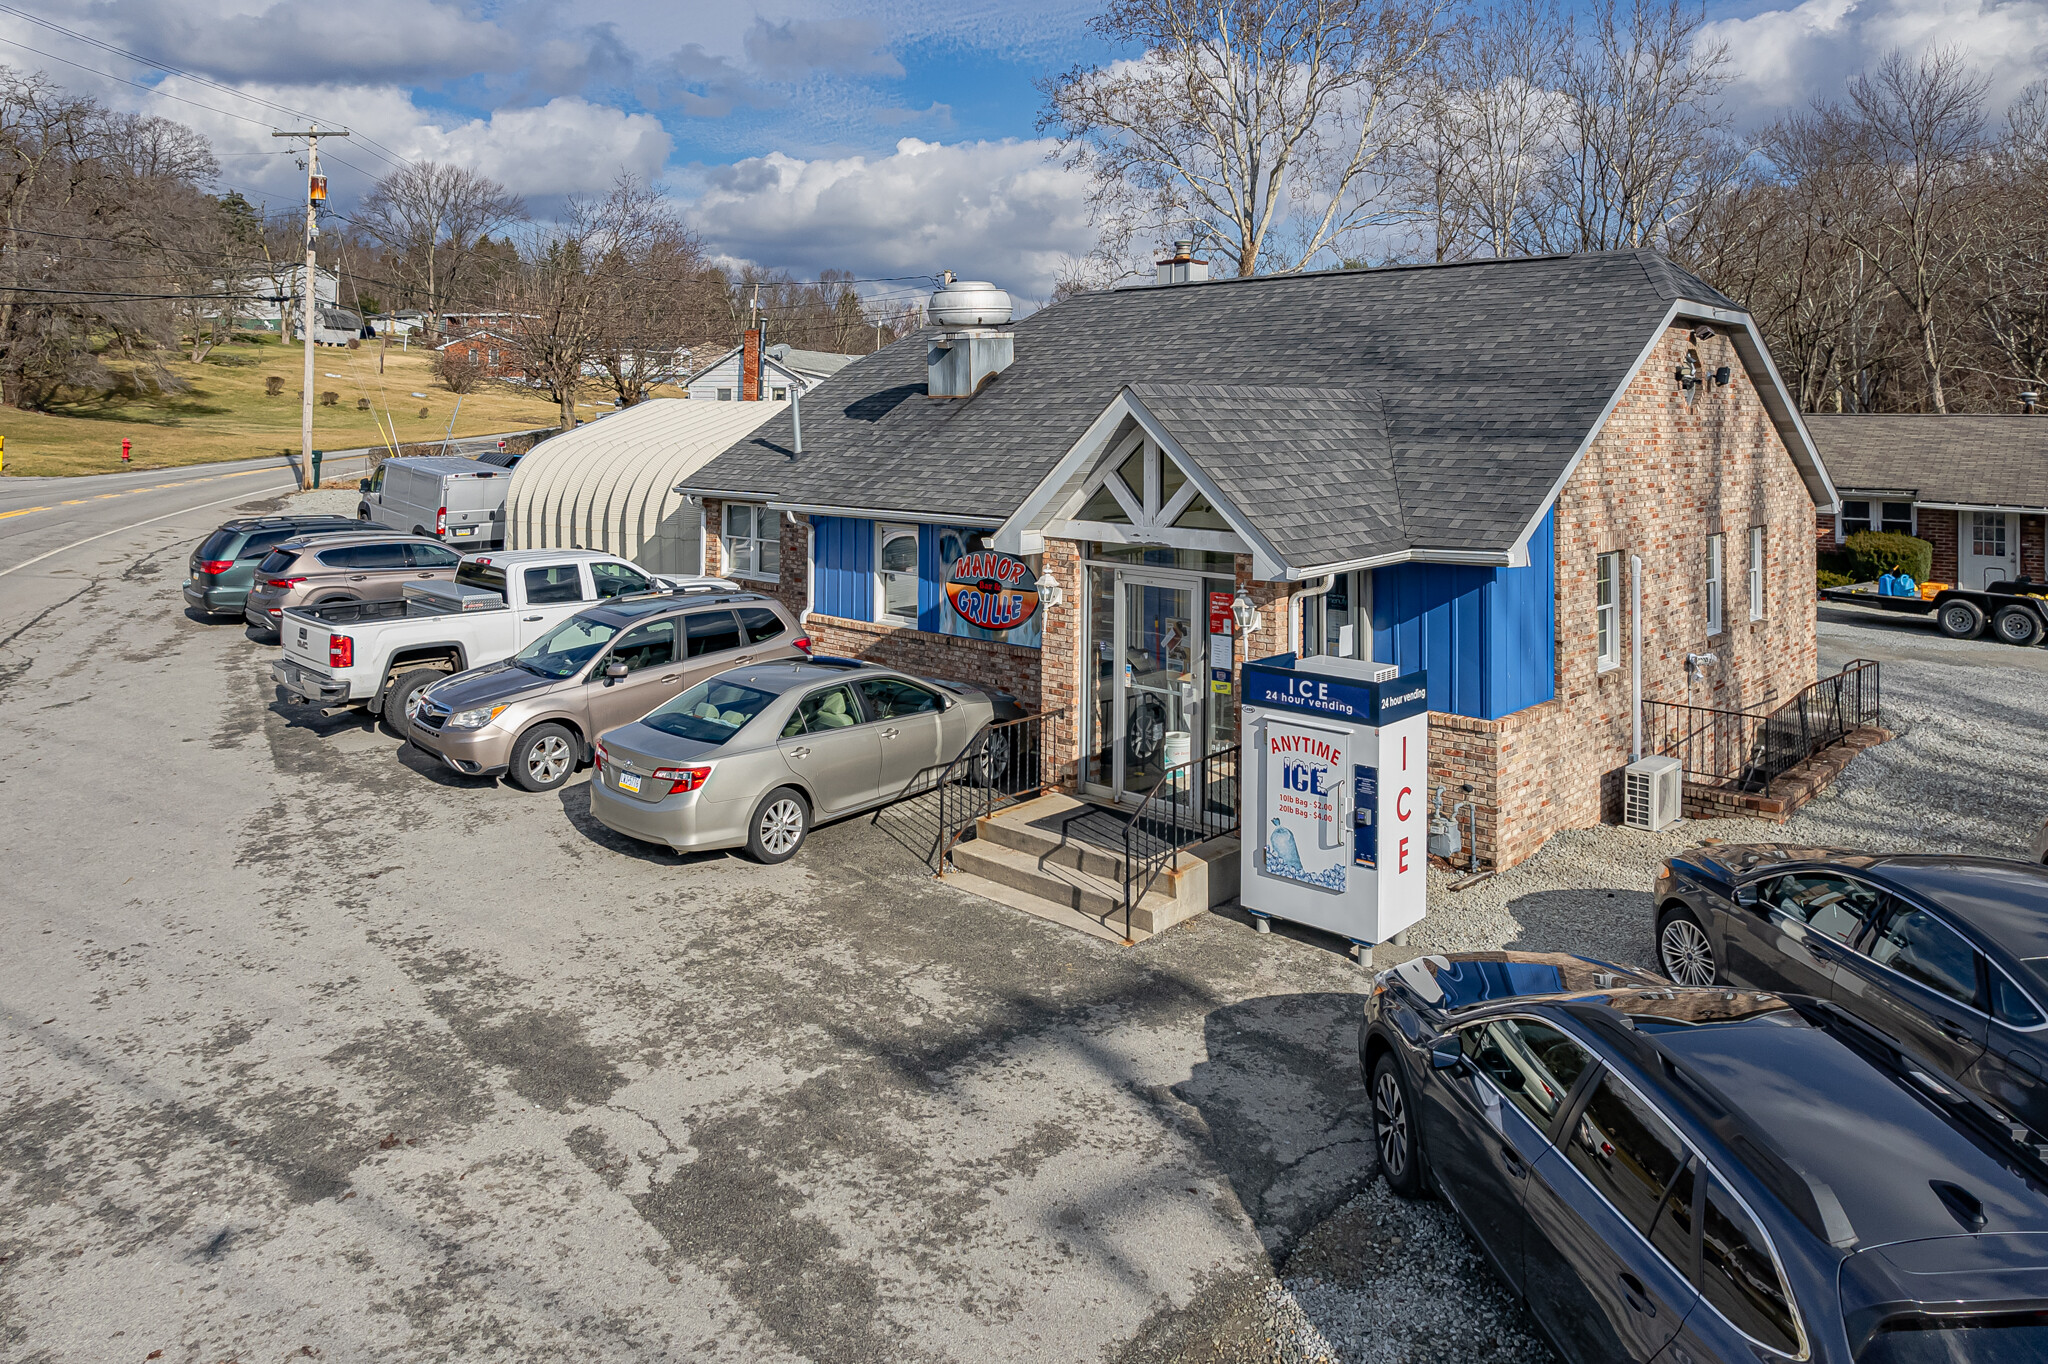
xmin=358 ymin=456 xmax=509 ymax=549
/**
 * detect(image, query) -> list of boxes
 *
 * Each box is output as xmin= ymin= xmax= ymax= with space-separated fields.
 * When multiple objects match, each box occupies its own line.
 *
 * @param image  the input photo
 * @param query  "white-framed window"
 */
xmin=877 ymin=523 xmax=919 ymax=625
xmin=1595 ymin=552 xmax=1621 ymax=671
xmin=771 ymin=386 xmax=788 ymax=401
xmin=1705 ymin=533 xmax=1724 ymax=636
xmin=722 ymin=503 xmax=780 ymax=580
xmin=1748 ymin=526 xmax=1766 ymax=621
xmin=1839 ymin=499 xmax=1913 ymax=539
xmin=716 ymin=386 xmax=733 ymax=402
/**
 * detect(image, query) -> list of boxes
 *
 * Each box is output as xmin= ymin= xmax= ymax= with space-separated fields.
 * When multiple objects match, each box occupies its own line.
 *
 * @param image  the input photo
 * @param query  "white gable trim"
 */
xmin=1503 ymin=300 xmax=1840 ymax=567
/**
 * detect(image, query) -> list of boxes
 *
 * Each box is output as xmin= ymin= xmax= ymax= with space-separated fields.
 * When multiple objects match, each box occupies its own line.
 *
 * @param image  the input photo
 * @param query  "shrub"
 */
xmin=416 ymin=405 xmax=429 ymax=418
xmin=356 ymin=397 xmax=371 ymax=411
xmin=1817 ymin=569 xmax=1855 ymax=590
xmin=435 ymin=347 xmax=480 ymax=394
xmin=1840 ymin=530 xmax=1932 ymax=584
xmin=264 ymin=375 xmax=284 ymax=397
xmin=319 ymin=390 xmax=338 ymax=407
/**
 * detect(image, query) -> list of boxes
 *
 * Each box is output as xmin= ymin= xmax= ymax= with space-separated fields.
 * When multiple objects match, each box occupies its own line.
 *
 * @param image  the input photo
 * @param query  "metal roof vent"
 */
xmin=926 ymin=273 xmax=1013 ymax=399
xmin=928 ymin=277 xmax=1012 ymax=327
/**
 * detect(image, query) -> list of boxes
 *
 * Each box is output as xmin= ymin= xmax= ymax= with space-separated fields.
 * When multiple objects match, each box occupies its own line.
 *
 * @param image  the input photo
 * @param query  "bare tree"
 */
xmin=1975 ymin=81 xmax=2048 ymax=397
xmin=1042 ymin=0 xmax=1457 ymax=276
xmin=1536 ymin=0 xmax=1744 ymax=255
xmin=355 ymin=161 xmax=524 ymax=336
xmin=585 ymin=176 xmax=708 ymax=407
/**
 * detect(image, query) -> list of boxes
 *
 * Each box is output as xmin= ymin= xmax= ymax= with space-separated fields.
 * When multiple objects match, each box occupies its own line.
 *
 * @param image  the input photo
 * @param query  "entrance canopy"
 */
xmin=996 ymin=383 xmax=1500 ymax=581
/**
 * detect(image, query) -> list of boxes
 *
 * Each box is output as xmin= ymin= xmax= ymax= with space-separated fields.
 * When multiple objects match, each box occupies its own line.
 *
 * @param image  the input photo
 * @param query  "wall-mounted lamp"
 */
xmin=1230 ymin=589 xmax=1263 ymax=636
xmin=1691 ymin=325 xmax=1717 ymax=341
xmin=1714 ymin=366 xmax=1732 ymax=387
xmin=1685 ymin=651 xmax=1719 ymax=682
xmin=1038 ymin=569 xmax=1066 ymax=611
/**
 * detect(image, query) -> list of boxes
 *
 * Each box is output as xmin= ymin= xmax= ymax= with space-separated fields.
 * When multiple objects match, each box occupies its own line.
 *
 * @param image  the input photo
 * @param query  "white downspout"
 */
xmin=1630 ymin=554 xmax=1644 ymax=761
xmin=1287 ymin=574 xmax=1336 ymax=655
xmin=796 ymin=511 xmax=815 ymax=626
xmin=696 ymin=500 xmax=707 ymax=577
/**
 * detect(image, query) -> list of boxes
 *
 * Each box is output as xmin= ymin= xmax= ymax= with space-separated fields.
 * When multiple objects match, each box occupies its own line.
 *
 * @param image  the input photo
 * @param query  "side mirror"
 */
xmin=1734 ymin=884 xmax=1762 ymax=910
xmin=358 ymin=478 xmax=370 ymax=492
xmin=1429 ymin=1036 xmax=1463 ymax=1072
xmin=603 ymin=662 xmax=628 ymax=681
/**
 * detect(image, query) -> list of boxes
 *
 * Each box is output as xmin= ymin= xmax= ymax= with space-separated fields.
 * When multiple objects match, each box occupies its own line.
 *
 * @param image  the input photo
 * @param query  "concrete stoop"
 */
xmin=941 ymin=793 xmax=1240 ymax=944
xmin=1682 ymin=725 xmax=1893 ymax=822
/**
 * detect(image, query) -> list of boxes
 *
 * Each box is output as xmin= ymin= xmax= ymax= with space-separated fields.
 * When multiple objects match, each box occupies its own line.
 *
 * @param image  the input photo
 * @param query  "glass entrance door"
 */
xmin=1115 ymin=573 xmax=1196 ymax=799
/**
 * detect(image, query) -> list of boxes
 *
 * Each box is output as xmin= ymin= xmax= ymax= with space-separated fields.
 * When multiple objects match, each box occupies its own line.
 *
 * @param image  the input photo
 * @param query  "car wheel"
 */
xmin=746 ymin=786 xmax=809 ymax=864
xmin=1938 ymin=599 xmax=1986 ymax=640
xmin=509 ymin=723 xmax=577 ymax=792
xmin=1372 ymin=1052 xmax=1426 ymax=1198
xmin=1992 ymin=606 xmax=2045 ymax=647
xmin=381 ymin=667 xmax=443 ymax=740
xmin=1657 ymin=905 xmax=1719 ymax=986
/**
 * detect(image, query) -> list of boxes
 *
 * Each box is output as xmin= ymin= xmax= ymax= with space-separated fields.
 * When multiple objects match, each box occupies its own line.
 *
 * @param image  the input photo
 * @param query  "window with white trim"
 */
xmin=877 ymin=523 xmax=919 ymax=625
xmin=722 ymin=504 xmax=780 ymax=580
xmin=1596 ymin=552 xmax=1621 ymax=670
xmin=1840 ymin=499 xmax=1913 ymax=538
xmin=1748 ymin=526 xmax=1765 ymax=621
xmin=1705 ymin=533 xmax=1724 ymax=636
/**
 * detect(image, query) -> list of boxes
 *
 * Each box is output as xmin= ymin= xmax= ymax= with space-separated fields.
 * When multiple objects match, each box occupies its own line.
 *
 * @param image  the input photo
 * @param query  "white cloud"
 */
xmin=1705 ymin=0 xmax=2048 ymax=116
xmin=98 ymin=0 xmax=525 ymax=85
xmin=742 ymin=18 xmax=904 ymax=78
xmin=687 ymin=137 xmax=1096 ymax=300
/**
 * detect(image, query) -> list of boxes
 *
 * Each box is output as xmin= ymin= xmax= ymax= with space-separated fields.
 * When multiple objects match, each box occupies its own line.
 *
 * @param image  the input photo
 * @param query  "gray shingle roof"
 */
xmin=1804 ymin=414 xmax=2048 ymax=511
xmin=686 ymin=249 xmax=1752 ymax=560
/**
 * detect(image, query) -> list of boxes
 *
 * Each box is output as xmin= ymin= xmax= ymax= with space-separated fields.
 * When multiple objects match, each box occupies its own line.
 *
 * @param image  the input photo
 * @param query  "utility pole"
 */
xmin=273 ymin=128 xmax=348 ymax=489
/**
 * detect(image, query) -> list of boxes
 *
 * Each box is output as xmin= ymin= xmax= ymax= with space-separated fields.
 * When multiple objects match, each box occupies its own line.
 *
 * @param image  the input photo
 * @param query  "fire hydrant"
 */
xmin=121 ymin=438 xmax=131 ymax=464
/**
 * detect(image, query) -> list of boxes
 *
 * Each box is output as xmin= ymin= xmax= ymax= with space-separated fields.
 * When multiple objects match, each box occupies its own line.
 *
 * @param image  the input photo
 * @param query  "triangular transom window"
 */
xmin=1063 ymin=433 xmax=1212 ymax=535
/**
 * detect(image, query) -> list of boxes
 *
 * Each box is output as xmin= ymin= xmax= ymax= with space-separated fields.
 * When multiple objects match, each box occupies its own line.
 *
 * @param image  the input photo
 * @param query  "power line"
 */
xmin=0 ymin=36 xmax=277 ymax=130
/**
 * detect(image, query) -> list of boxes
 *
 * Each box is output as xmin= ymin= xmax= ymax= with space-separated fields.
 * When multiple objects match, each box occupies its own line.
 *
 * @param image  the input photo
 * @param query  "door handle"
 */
xmin=790 ymin=745 xmax=811 ymax=759
xmin=1499 ymin=1144 xmax=1526 ymax=1176
xmin=1618 ymin=1272 xmax=1654 ymax=1316
xmin=733 ymin=655 xmax=753 ymax=664
xmin=1938 ymin=1021 xmax=1975 ymax=1045
xmin=659 ymin=674 xmax=679 ymax=683
xmin=881 ymin=727 xmax=899 ymax=739
xmin=348 ymin=574 xmax=367 ymax=581
xmin=522 ymin=615 xmax=542 ymax=622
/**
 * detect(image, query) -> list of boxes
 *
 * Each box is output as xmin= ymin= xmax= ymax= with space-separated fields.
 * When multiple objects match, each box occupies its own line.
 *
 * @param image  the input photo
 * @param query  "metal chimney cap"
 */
xmin=928 ymin=280 xmax=1011 ymax=327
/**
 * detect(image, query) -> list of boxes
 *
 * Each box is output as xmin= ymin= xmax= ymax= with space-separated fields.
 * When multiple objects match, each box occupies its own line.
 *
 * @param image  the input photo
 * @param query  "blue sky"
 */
xmin=6 ymin=0 xmax=2045 ymax=299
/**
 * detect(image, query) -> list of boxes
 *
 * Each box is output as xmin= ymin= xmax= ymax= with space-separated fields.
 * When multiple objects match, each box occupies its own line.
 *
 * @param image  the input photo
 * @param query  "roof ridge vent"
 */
xmin=926 ymin=275 xmax=1014 ymax=399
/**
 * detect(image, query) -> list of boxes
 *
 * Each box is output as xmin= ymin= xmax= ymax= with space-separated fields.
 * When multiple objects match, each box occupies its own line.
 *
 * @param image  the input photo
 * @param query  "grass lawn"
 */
xmin=0 ymin=333 xmax=619 ymax=477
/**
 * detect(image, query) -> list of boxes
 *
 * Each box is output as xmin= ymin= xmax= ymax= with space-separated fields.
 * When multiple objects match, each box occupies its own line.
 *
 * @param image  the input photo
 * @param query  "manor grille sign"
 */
xmin=945 ymin=550 xmax=1039 ymax=632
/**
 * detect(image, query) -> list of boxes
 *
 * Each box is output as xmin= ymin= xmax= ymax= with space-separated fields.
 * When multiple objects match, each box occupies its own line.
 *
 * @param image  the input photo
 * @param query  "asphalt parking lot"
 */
xmin=3 ymin=484 xmax=2042 ymax=1364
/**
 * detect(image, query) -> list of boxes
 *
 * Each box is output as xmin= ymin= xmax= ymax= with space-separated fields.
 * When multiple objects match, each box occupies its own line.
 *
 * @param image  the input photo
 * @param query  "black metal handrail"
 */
xmin=1119 ymin=744 xmax=1241 ymax=944
xmin=931 ymin=708 xmax=1068 ymax=875
xmin=1645 ymin=660 xmax=1881 ymax=794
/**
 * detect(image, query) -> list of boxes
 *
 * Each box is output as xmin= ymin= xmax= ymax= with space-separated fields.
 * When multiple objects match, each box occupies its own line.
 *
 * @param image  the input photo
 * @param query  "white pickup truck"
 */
xmin=271 ymin=549 xmax=735 ymax=728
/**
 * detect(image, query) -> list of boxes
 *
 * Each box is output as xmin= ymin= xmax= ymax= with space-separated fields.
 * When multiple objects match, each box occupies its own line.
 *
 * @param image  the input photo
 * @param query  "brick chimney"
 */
xmin=742 ymin=328 xmax=762 ymax=401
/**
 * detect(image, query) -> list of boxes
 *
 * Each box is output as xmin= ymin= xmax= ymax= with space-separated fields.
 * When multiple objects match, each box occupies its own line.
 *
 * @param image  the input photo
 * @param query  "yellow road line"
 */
xmin=0 ymin=505 xmax=50 ymax=519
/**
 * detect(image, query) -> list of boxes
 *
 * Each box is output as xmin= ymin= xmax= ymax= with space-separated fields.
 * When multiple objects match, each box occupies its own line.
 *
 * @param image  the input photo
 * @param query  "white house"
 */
xmin=685 ymin=342 xmax=859 ymax=402
xmin=215 ymin=262 xmax=338 ymax=331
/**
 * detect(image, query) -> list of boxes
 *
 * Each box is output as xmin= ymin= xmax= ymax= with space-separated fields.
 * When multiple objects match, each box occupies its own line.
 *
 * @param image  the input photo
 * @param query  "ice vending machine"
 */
xmin=1239 ymin=653 xmax=1429 ymax=947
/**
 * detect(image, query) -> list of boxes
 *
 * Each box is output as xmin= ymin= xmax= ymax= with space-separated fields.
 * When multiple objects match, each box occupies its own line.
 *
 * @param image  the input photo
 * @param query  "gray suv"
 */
xmin=244 ymin=532 xmax=463 ymax=638
xmin=407 ymin=591 xmax=807 ymax=790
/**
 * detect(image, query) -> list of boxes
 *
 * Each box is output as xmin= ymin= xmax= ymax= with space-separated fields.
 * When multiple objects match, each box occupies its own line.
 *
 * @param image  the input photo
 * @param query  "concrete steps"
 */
xmin=941 ymin=793 xmax=1239 ymax=943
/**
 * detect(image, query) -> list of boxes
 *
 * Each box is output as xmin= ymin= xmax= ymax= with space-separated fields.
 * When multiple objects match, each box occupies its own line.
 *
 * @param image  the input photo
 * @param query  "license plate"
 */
xmin=454 ymin=527 xmax=474 ymax=536
xmin=617 ymin=772 xmax=641 ymax=793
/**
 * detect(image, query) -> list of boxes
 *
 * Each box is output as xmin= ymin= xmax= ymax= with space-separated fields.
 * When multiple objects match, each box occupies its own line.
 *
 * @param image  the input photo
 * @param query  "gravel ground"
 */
xmin=1156 ymin=609 xmax=2048 ymax=1364
xmin=285 ymin=487 xmax=366 ymax=517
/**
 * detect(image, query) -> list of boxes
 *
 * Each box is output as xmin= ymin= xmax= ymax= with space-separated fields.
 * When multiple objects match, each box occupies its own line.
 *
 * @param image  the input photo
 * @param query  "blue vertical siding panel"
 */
xmin=918 ymin=525 xmax=943 ymax=631
xmin=1485 ymin=508 xmax=1557 ymax=716
xmin=810 ymin=515 xmax=873 ymax=621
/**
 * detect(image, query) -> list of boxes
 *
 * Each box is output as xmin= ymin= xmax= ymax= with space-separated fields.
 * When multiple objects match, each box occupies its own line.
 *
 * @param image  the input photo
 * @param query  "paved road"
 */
xmin=0 ymin=495 xmax=1386 ymax=1363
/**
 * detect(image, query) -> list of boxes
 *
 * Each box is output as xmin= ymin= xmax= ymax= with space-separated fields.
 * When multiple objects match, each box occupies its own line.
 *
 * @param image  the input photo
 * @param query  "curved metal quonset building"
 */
xmin=506 ymin=398 xmax=786 ymax=575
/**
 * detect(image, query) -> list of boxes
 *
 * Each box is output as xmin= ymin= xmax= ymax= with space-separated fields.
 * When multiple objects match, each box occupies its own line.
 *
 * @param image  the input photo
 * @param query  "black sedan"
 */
xmin=1656 ymin=847 xmax=2048 ymax=1146
xmin=1362 ymin=951 xmax=2048 ymax=1364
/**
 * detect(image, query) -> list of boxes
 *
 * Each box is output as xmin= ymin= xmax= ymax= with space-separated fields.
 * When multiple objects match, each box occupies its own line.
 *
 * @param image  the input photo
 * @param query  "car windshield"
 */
xmin=198 ymin=530 xmax=238 ymax=559
xmin=640 ymin=680 xmax=776 ymax=746
xmin=1857 ymin=1313 xmax=2048 ymax=1363
xmin=257 ymin=550 xmax=295 ymax=575
xmin=514 ymin=616 xmax=618 ymax=678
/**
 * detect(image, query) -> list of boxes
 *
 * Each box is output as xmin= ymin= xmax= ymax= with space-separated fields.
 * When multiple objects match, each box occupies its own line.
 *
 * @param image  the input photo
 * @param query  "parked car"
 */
xmin=358 ymin=455 xmax=509 ymax=549
xmin=590 ymin=658 xmax=998 ymax=862
xmin=270 ymin=546 xmax=733 ymax=732
xmin=183 ymin=514 xmax=362 ymax=618
xmin=1362 ymin=950 xmax=2048 ymax=1364
xmin=408 ymin=591 xmax=806 ymax=790
xmin=1656 ymin=846 xmax=2048 ymax=1148
xmin=243 ymin=532 xmax=463 ymax=639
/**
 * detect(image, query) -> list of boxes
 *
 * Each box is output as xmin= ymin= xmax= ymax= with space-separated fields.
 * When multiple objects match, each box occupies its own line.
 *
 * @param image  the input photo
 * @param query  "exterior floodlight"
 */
xmin=1691 ymin=325 xmax=1716 ymax=341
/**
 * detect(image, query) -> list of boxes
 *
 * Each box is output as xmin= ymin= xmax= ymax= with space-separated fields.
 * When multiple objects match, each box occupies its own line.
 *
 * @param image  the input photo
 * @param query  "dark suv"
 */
xmin=1363 ymin=952 xmax=2048 ymax=1364
xmin=1655 ymin=847 xmax=2048 ymax=1153
xmin=184 ymin=515 xmax=362 ymax=617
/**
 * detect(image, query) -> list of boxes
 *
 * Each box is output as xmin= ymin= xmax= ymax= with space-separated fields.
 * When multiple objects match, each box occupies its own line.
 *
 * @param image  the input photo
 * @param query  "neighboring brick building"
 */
xmin=1806 ymin=414 xmax=2048 ymax=588
xmin=684 ymin=250 xmax=1837 ymax=872
xmin=435 ymin=329 xmax=524 ymax=381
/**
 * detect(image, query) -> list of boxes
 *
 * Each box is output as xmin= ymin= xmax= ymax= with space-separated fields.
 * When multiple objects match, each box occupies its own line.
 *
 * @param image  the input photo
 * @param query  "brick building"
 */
xmin=1806 ymin=414 xmax=2048 ymax=588
xmin=435 ymin=329 xmax=524 ymax=381
xmin=681 ymin=251 xmax=1836 ymax=869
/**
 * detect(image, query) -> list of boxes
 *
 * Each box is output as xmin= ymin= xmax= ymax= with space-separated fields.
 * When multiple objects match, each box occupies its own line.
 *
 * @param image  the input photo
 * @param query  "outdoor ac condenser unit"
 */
xmin=1623 ymin=755 xmax=1683 ymax=832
